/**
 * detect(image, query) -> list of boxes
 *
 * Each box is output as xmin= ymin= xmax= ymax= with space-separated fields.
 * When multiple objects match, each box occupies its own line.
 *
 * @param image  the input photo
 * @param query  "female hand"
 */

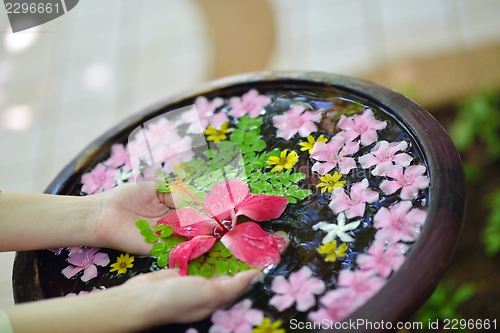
xmin=123 ymin=269 xmax=263 ymax=327
xmin=90 ymin=182 xmax=175 ymax=255
xmin=3 ymin=269 xmax=263 ymax=333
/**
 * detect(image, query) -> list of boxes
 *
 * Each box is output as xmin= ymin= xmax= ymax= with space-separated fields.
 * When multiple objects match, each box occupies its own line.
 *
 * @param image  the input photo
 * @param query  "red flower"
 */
xmin=156 ymin=179 xmax=288 ymax=275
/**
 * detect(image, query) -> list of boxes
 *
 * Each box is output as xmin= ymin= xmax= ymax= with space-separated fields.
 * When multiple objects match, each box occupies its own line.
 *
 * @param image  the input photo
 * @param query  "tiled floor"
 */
xmin=1 ymin=0 xmax=500 ymax=308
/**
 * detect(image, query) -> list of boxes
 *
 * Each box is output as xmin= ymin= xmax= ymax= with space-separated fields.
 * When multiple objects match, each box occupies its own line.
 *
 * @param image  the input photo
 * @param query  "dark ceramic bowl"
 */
xmin=12 ymin=72 xmax=465 ymax=332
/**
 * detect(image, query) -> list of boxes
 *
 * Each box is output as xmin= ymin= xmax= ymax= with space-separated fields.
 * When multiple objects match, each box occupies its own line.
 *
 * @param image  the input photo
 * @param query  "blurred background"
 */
xmin=1 ymin=0 xmax=500 ymax=328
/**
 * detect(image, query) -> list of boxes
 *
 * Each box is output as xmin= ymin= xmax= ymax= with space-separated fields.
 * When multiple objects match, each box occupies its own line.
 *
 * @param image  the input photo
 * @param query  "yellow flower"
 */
xmin=318 ymin=240 xmax=348 ymax=263
xmin=110 ymin=253 xmax=135 ymax=274
xmin=317 ymin=172 xmax=346 ymax=193
xmin=253 ymin=318 xmax=285 ymax=333
xmin=266 ymin=150 xmax=299 ymax=173
xmin=204 ymin=122 xmax=232 ymax=142
xmin=299 ymin=135 xmax=328 ymax=154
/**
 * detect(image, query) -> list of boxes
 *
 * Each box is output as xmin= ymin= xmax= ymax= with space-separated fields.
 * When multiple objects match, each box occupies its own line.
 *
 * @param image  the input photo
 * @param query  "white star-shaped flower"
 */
xmin=115 ymin=169 xmax=133 ymax=185
xmin=313 ymin=213 xmax=361 ymax=243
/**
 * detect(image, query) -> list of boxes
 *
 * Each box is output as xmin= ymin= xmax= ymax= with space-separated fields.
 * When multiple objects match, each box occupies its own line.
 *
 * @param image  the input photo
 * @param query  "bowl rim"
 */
xmin=13 ymin=71 xmax=466 ymax=332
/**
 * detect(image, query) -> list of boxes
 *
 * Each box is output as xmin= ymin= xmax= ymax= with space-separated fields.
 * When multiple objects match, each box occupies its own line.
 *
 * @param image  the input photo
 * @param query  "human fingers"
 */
xmin=165 ymin=270 xmax=263 ymax=324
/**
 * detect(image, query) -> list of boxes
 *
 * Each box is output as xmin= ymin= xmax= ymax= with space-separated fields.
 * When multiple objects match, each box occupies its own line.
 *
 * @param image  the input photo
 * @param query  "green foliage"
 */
xmin=136 ymin=220 xmax=159 ymax=243
xmin=249 ymin=169 xmax=311 ymax=203
xmin=137 ymin=223 xmax=187 ymax=268
xmin=180 ymin=240 xmax=255 ymax=277
xmin=155 ymin=172 xmax=172 ymax=193
xmin=483 ymin=189 xmax=500 ymax=255
xmin=230 ymin=116 xmax=267 ymax=154
xmin=447 ymin=89 xmax=500 ymax=255
xmin=168 ymin=115 xmax=310 ymax=204
xmin=449 ymin=89 xmax=500 ymax=158
xmin=415 ymin=281 xmax=475 ymax=331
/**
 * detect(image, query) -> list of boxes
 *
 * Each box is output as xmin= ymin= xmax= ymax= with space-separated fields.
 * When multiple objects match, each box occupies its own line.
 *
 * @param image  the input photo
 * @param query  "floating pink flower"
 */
xmin=358 ymin=140 xmax=412 ymax=176
xmin=210 ymin=299 xmax=263 ymax=333
xmin=373 ymin=201 xmax=427 ymax=243
xmin=62 ymin=247 xmax=110 ymax=282
xmin=105 ymin=143 xmax=132 ymax=171
xmin=157 ymin=179 xmax=288 ymax=275
xmin=181 ymin=96 xmax=227 ymax=134
xmin=380 ymin=165 xmax=430 ymax=200
xmin=81 ymin=163 xmax=119 ymax=194
xmin=329 ymin=179 xmax=379 ymax=218
xmin=272 ymin=105 xmax=322 ymax=140
xmin=269 ymin=266 xmax=326 ymax=312
xmin=228 ymin=89 xmax=271 ymax=119
xmin=337 ymin=109 xmax=387 ymax=146
xmin=308 ymin=288 xmax=356 ymax=323
xmin=337 ymin=269 xmax=385 ymax=307
xmin=356 ymin=242 xmax=406 ymax=278
xmin=310 ymin=135 xmax=359 ymax=175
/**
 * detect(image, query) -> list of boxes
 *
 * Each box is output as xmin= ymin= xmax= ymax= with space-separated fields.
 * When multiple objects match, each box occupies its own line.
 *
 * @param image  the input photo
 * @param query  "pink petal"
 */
xmin=221 ymin=222 xmax=285 ymax=268
xmin=81 ymin=265 xmax=98 ymax=282
xmin=295 ymin=293 xmax=317 ymax=312
xmin=360 ymin=130 xmax=378 ymax=146
xmin=405 ymin=164 xmax=426 ymax=178
xmin=350 ymin=179 xmax=369 ymax=197
xmin=380 ymin=180 xmax=402 ymax=195
xmin=345 ymin=203 xmax=366 ymax=218
xmin=378 ymin=264 xmax=393 ymax=279
xmin=406 ymin=208 xmax=427 ymax=226
xmin=300 ymin=277 xmax=326 ymax=296
xmin=276 ymin=127 xmax=297 ymax=140
xmin=301 ymin=110 xmax=321 ymax=122
xmin=67 ymin=252 xmax=86 ymax=267
xmin=210 ymin=309 xmax=232 ymax=326
xmin=337 ymin=115 xmax=354 ymax=131
xmin=337 ymin=269 xmax=355 ymax=288
xmin=358 ymin=154 xmax=378 ymax=169
xmin=243 ymin=89 xmax=259 ymax=101
xmin=360 ymin=189 xmax=379 ymax=204
xmin=81 ymin=181 xmax=100 ymax=195
xmin=391 ymin=200 xmax=413 ymax=216
xmin=343 ymin=141 xmax=360 ymax=155
xmin=337 ymin=157 xmax=357 ymax=174
xmin=244 ymin=308 xmax=265 ymax=326
xmin=413 ymin=175 xmax=430 ymax=189
xmin=205 ymin=179 xmax=250 ymax=219
xmin=92 ymin=252 xmax=110 ymax=267
xmin=298 ymin=121 xmax=318 ymax=137
xmin=269 ymin=294 xmax=295 ymax=312
xmin=271 ymin=275 xmax=293 ymax=294
xmin=356 ymin=253 xmax=376 ymax=270
xmin=156 ymin=208 xmax=215 ymax=238
xmin=311 ymin=161 xmax=337 ymax=175
xmin=373 ymin=207 xmax=392 ymax=229
xmin=236 ymin=194 xmax=288 ymax=221
xmin=289 ymin=266 xmax=312 ymax=288
xmin=209 ymin=112 xmax=230 ymax=128
xmin=401 ymin=185 xmax=420 ymax=200
xmin=393 ymin=153 xmax=413 ymax=167
xmin=169 ymin=236 xmax=216 ymax=275
xmin=338 ymin=130 xmax=359 ymax=143
xmin=386 ymin=165 xmax=404 ymax=180
xmin=372 ymin=161 xmax=395 ymax=176
xmin=329 ymin=192 xmax=351 ymax=213
xmin=62 ymin=265 xmax=83 ymax=279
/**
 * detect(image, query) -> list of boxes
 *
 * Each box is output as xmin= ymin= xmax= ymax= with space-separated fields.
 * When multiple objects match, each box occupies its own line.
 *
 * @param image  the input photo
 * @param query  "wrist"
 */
xmin=81 ymin=193 xmax=105 ymax=248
